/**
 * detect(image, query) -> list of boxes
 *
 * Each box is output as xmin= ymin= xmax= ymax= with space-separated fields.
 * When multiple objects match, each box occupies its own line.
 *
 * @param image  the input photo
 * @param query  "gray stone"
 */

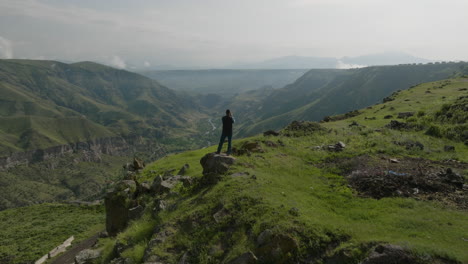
xmin=129 ymin=205 xmax=144 ymax=220
xmin=75 ymin=249 xmax=101 ymax=264
xmin=200 ymin=153 xmax=236 ymax=176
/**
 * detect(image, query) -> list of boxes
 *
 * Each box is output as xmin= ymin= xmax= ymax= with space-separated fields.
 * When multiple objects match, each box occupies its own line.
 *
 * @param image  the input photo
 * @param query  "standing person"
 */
xmin=216 ymin=109 xmax=235 ymax=155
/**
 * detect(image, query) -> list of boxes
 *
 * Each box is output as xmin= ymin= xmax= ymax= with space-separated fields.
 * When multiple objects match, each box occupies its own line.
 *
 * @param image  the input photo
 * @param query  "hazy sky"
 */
xmin=1 ymin=0 xmax=467 ymax=68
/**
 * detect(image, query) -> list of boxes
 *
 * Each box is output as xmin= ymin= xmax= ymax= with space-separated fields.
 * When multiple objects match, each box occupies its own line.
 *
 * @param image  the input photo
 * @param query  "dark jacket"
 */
xmin=222 ymin=115 xmax=234 ymax=136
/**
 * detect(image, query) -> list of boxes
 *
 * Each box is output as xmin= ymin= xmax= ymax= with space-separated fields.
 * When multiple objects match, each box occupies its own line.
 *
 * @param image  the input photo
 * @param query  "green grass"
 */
xmin=0 ymin=203 xmax=105 ymax=264
xmin=98 ymin=78 xmax=468 ymax=263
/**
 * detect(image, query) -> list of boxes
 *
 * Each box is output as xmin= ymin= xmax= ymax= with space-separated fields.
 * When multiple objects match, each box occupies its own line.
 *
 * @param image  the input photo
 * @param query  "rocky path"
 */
xmin=50 ymin=233 xmax=100 ymax=264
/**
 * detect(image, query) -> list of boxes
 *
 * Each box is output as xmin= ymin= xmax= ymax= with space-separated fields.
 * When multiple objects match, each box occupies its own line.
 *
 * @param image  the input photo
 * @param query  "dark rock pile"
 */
xmin=281 ymin=121 xmax=325 ymax=137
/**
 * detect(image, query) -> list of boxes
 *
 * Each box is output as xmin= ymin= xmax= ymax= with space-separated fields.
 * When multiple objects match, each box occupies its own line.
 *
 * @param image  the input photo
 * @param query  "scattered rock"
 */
xmin=444 ymin=145 xmax=455 ymax=152
xmin=383 ymin=115 xmax=393 ymax=119
xmin=386 ymin=120 xmax=411 ymax=130
xmin=153 ymin=199 xmax=167 ymax=214
xmin=282 ymin=121 xmax=325 ymax=137
xmin=263 ymin=130 xmax=279 ymax=136
xmin=228 ymin=251 xmax=258 ymax=264
xmin=382 ymin=96 xmax=394 ymax=103
xmin=361 ymin=244 xmax=417 ymax=264
xmin=263 ymin=141 xmax=278 ymax=148
xmin=241 ymin=141 xmax=264 ymax=153
xmin=75 ymin=249 xmax=101 ymax=264
xmin=349 ymin=121 xmax=360 ymax=127
xmin=129 ymin=205 xmax=144 ymax=220
xmin=397 ymin=112 xmax=415 ymax=119
xmin=327 ymin=141 xmax=346 ymax=152
xmin=138 ymin=182 xmax=152 ymax=194
xmin=393 ymin=140 xmax=424 ymax=150
xmin=177 ymin=164 xmax=190 ymax=175
xmin=288 ymin=207 xmax=299 ymax=216
xmin=389 ymin=158 xmax=399 ymax=163
xmin=231 ymin=172 xmax=249 ymax=177
xmin=133 ymin=157 xmax=145 ymax=171
xmin=179 ymin=176 xmax=194 ymax=187
xmin=151 ymin=175 xmax=174 ymax=194
xmin=109 ymin=258 xmax=133 ymax=264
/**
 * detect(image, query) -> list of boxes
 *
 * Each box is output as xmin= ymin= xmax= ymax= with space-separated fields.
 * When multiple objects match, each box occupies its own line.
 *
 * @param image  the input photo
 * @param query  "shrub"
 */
xmin=425 ymin=125 xmax=443 ymax=138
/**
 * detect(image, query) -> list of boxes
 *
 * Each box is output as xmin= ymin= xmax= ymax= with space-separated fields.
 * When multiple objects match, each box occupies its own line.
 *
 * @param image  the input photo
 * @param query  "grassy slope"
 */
xmin=0 ymin=203 xmax=104 ymax=264
xmin=0 ymin=59 xmax=204 ymax=154
xmin=235 ymin=62 xmax=468 ymax=137
xmin=99 ymin=78 xmax=467 ymax=263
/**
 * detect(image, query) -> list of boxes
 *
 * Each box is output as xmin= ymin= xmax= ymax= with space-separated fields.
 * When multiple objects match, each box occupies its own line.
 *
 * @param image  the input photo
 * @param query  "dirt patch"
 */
xmin=323 ymin=155 xmax=467 ymax=209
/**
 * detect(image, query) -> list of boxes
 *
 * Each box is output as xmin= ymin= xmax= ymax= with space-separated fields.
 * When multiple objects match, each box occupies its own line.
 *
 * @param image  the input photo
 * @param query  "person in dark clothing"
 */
xmin=216 ymin=109 xmax=235 ymax=155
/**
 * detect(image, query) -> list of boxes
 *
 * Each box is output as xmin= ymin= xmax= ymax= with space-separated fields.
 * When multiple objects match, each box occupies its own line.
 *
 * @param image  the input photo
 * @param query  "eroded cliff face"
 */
xmin=0 ymin=136 xmax=166 ymax=170
xmin=0 ymin=136 xmax=168 ymax=210
xmin=0 ymin=137 xmax=126 ymax=170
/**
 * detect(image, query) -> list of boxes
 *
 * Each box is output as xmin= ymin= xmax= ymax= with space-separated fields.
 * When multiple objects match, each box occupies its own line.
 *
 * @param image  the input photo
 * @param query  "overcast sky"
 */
xmin=0 ymin=0 xmax=467 ymax=68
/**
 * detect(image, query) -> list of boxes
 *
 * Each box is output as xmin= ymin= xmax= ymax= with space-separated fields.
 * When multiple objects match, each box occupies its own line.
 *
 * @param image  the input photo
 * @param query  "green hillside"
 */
xmin=0 ymin=59 xmax=212 ymax=210
xmin=94 ymin=78 xmax=467 ymax=263
xmin=233 ymin=62 xmax=468 ymax=136
xmin=0 ymin=203 xmax=104 ymax=264
xmin=0 ymin=59 xmax=202 ymax=154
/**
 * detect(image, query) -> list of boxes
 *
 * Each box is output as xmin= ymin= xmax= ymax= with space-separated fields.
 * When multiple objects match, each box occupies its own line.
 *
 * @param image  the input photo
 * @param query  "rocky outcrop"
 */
xmin=104 ymin=180 xmax=138 ymax=236
xmin=0 ymin=136 xmax=167 ymax=170
xmin=200 ymin=153 xmax=236 ymax=176
xmin=361 ymin=244 xmax=418 ymax=264
xmin=0 ymin=137 xmax=128 ymax=170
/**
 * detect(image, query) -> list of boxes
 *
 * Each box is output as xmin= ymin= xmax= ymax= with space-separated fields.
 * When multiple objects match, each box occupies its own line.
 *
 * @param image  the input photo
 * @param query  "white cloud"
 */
xmin=109 ymin=55 xmax=126 ymax=69
xmin=0 ymin=36 xmax=13 ymax=59
xmin=336 ymin=60 xmax=366 ymax=69
xmin=144 ymin=61 xmax=151 ymax=67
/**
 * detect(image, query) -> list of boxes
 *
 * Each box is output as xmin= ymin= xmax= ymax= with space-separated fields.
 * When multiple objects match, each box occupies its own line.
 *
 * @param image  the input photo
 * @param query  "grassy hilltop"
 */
xmin=93 ymin=78 xmax=467 ymax=263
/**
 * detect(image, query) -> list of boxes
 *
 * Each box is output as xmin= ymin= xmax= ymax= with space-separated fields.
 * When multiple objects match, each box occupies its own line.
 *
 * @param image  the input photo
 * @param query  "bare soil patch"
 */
xmin=323 ymin=155 xmax=467 ymax=209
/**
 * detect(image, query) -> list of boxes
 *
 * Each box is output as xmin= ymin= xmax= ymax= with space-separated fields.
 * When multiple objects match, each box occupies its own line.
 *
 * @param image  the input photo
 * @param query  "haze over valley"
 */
xmin=0 ymin=1 xmax=467 ymax=264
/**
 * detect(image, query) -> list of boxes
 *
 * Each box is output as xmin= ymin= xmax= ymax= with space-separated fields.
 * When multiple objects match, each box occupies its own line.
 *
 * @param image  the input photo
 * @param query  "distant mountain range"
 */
xmin=139 ymin=69 xmax=309 ymax=98
xmin=229 ymin=52 xmax=431 ymax=69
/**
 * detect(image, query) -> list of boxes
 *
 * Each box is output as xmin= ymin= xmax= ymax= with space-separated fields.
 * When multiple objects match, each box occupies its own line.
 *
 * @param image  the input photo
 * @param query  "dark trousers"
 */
xmin=217 ymin=133 xmax=232 ymax=154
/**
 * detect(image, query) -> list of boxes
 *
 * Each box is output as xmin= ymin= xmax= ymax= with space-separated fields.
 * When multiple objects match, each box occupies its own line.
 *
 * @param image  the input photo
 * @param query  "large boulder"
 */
xmin=200 ymin=153 xmax=236 ymax=176
xmin=105 ymin=180 xmax=137 ymax=236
